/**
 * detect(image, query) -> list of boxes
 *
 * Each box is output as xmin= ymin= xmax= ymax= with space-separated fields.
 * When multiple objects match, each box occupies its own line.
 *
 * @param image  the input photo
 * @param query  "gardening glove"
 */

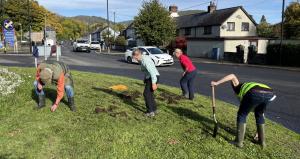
xmin=51 ymin=104 xmax=58 ymax=112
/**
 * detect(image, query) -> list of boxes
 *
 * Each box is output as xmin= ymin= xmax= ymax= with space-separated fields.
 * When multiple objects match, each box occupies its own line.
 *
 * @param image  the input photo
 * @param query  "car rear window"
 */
xmin=91 ymin=42 xmax=99 ymax=44
xmin=77 ymin=40 xmax=88 ymax=43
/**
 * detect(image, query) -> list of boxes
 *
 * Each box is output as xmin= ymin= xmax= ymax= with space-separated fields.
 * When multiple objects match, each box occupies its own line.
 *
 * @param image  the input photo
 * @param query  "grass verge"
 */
xmin=0 ymin=67 xmax=299 ymax=158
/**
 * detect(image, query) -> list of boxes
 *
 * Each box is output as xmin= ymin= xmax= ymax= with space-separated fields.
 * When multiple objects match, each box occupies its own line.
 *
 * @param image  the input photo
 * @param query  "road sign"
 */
xmin=3 ymin=20 xmax=15 ymax=47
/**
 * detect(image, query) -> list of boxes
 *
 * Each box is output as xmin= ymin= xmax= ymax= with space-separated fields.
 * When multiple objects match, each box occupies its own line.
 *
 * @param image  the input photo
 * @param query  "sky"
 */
xmin=37 ymin=0 xmax=297 ymax=24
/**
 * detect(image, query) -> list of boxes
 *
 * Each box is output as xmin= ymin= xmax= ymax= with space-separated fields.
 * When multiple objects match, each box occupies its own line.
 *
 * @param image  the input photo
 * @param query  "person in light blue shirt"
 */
xmin=132 ymin=49 xmax=160 ymax=117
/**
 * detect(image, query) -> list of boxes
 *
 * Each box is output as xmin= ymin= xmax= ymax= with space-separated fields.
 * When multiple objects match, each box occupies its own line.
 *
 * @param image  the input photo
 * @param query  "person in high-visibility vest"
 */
xmin=211 ymin=74 xmax=276 ymax=148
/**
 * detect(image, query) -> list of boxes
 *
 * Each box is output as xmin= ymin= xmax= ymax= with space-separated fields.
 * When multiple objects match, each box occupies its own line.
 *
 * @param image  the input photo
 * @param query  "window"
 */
xmin=204 ymin=26 xmax=212 ymax=35
xmin=242 ymin=22 xmax=249 ymax=31
xmin=147 ymin=48 xmax=164 ymax=55
xmin=185 ymin=28 xmax=191 ymax=36
xmin=227 ymin=22 xmax=235 ymax=31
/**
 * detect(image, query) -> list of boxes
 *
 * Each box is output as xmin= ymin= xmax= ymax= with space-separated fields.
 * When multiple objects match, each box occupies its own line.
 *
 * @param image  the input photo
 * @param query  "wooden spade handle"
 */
xmin=212 ymin=86 xmax=216 ymax=108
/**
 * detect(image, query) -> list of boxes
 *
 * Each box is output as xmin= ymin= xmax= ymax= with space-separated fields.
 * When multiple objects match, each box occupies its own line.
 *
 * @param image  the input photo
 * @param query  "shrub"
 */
xmin=266 ymin=44 xmax=300 ymax=67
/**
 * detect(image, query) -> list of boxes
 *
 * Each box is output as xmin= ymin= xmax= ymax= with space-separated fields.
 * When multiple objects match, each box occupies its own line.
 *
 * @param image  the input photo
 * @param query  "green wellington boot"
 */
xmin=68 ymin=97 xmax=76 ymax=112
xmin=257 ymin=124 xmax=266 ymax=149
xmin=37 ymin=95 xmax=46 ymax=109
xmin=235 ymin=123 xmax=246 ymax=148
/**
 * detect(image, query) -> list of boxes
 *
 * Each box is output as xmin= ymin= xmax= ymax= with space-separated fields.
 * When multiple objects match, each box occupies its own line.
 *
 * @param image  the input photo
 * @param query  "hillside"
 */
xmin=68 ymin=15 xmax=110 ymax=24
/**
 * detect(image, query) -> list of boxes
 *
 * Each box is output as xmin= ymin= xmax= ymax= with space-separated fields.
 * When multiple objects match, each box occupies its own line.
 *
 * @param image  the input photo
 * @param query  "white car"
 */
xmin=125 ymin=46 xmax=174 ymax=66
xmin=90 ymin=41 xmax=101 ymax=50
xmin=73 ymin=39 xmax=91 ymax=52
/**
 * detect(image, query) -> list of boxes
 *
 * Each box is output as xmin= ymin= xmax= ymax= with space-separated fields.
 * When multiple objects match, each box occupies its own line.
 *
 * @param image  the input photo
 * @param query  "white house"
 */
xmin=91 ymin=26 xmax=120 ymax=42
xmin=176 ymin=2 xmax=269 ymax=62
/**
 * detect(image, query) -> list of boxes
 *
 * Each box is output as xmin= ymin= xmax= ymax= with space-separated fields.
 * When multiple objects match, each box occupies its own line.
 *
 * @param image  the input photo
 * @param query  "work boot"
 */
xmin=68 ymin=97 xmax=76 ymax=112
xmin=235 ymin=123 xmax=246 ymax=148
xmin=37 ymin=95 xmax=45 ymax=109
xmin=257 ymin=124 xmax=266 ymax=149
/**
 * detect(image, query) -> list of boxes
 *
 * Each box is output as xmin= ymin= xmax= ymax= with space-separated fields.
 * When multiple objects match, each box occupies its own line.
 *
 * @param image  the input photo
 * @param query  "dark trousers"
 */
xmin=237 ymin=91 xmax=274 ymax=124
xmin=180 ymin=70 xmax=197 ymax=100
xmin=143 ymin=76 xmax=159 ymax=113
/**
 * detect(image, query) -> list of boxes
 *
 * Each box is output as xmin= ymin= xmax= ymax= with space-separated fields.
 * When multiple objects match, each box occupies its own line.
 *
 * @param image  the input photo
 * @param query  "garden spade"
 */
xmin=212 ymin=86 xmax=219 ymax=137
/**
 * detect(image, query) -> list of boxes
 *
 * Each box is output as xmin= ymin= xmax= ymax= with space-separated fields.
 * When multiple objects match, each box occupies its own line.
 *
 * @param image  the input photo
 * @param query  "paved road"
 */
xmin=1 ymin=46 xmax=300 ymax=133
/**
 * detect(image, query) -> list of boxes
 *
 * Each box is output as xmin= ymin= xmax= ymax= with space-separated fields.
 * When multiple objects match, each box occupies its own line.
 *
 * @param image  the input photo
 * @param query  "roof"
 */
xmin=176 ymin=6 xmax=257 ymax=28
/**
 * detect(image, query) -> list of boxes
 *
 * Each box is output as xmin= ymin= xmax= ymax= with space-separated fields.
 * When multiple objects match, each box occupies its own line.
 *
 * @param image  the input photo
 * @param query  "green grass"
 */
xmin=0 ymin=67 xmax=299 ymax=159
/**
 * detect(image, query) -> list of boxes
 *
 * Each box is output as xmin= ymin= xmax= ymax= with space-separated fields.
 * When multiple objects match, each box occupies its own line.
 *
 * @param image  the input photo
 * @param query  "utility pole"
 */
xmin=114 ymin=12 xmax=116 ymax=43
xmin=1 ymin=0 xmax=4 ymax=43
xmin=27 ymin=0 xmax=32 ymax=54
xmin=107 ymin=0 xmax=110 ymax=53
xmin=279 ymin=0 xmax=285 ymax=66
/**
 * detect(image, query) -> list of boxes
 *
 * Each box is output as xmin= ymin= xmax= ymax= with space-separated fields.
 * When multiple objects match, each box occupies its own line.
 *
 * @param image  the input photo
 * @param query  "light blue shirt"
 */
xmin=141 ymin=55 xmax=160 ymax=84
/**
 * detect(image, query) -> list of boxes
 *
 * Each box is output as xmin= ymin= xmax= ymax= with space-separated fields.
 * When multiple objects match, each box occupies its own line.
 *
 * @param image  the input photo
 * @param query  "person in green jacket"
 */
xmin=211 ymin=74 xmax=276 ymax=148
xmin=132 ymin=49 xmax=160 ymax=117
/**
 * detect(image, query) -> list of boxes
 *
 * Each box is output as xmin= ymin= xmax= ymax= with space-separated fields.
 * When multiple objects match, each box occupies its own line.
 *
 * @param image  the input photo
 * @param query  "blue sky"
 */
xmin=37 ymin=0 xmax=297 ymax=24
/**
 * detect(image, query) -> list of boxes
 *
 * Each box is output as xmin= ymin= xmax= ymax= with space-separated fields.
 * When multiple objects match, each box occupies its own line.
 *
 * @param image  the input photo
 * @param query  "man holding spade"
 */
xmin=211 ymin=74 xmax=276 ymax=148
xmin=132 ymin=49 xmax=160 ymax=117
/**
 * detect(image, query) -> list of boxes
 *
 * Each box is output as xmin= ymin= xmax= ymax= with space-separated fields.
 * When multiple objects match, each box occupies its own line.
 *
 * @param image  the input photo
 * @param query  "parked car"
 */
xmin=125 ymin=46 xmax=174 ymax=66
xmin=90 ymin=41 xmax=101 ymax=50
xmin=73 ymin=39 xmax=91 ymax=53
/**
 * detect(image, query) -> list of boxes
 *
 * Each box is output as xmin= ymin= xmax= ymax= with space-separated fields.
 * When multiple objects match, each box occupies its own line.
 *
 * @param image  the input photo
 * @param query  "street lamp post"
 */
xmin=27 ymin=0 xmax=32 ymax=54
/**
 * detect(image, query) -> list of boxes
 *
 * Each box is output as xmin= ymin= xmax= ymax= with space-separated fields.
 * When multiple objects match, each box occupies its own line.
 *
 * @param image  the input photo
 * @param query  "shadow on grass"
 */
xmin=92 ymin=87 xmax=144 ymax=113
xmin=167 ymin=106 xmax=236 ymax=141
xmin=31 ymin=88 xmax=68 ymax=107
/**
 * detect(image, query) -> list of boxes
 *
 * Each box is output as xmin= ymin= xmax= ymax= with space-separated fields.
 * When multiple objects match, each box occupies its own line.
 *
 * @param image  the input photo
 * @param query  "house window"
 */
xmin=227 ymin=22 xmax=235 ymax=31
xmin=242 ymin=22 xmax=249 ymax=31
xmin=204 ymin=26 xmax=212 ymax=35
xmin=185 ymin=28 xmax=191 ymax=36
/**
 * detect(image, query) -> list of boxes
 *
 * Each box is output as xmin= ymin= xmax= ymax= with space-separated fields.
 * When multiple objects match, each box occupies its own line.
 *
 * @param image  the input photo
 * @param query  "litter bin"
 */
xmin=212 ymin=48 xmax=220 ymax=61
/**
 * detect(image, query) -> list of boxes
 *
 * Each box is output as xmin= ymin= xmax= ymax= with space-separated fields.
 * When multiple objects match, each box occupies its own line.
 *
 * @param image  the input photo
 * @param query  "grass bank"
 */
xmin=0 ymin=67 xmax=299 ymax=158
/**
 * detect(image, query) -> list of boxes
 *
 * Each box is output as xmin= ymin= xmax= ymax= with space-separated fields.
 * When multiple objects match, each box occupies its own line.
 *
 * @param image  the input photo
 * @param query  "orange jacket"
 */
xmin=36 ymin=67 xmax=65 ymax=106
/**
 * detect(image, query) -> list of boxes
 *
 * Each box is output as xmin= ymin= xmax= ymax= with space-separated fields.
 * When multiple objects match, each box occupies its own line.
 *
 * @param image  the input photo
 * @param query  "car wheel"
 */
xmin=127 ymin=57 xmax=133 ymax=64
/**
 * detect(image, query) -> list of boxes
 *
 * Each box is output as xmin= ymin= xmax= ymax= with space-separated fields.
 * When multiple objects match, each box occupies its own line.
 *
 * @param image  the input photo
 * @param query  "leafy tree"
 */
xmin=284 ymin=2 xmax=300 ymax=39
xmin=257 ymin=15 xmax=273 ymax=37
xmin=133 ymin=0 xmax=176 ymax=46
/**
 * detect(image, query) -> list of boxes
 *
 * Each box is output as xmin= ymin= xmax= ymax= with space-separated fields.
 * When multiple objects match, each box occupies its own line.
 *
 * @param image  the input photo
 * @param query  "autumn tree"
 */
xmin=284 ymin=2 xmax=300 ymax=39
xmin=133 ymin=0 xmax=176 ymax=46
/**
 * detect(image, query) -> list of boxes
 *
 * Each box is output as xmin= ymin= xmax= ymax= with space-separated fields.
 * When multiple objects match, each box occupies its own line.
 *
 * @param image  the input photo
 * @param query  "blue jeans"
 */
xmin=180 ymin=70 xmax=197 ymax=100
xmin=33 ymin=81 xmax=74 ymax=98
xmin=237 ymin=90 xmax=274 ymax=124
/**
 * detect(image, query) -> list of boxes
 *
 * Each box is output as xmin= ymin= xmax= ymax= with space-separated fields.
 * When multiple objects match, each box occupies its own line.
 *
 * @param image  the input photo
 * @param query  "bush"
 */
xmin=266 ymin=44 xmax=300 ymax=67
xmin=115 ymin=36 xmax=126 ymax=46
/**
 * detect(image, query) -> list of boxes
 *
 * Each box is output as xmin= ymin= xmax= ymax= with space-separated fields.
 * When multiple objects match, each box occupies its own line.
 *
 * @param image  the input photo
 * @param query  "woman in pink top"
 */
xmin=174 ymin=49 xmax=197 ymax=100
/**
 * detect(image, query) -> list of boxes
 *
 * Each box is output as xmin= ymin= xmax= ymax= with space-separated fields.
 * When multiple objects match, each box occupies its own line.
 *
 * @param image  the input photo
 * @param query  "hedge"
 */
xmin=266 ymin=44 xmax=300 ymax=67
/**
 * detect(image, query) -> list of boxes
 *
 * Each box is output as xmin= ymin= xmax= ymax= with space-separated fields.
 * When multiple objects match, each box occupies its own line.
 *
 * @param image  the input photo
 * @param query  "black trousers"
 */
xmin=143 ymin=76 xmax=159 ymax=113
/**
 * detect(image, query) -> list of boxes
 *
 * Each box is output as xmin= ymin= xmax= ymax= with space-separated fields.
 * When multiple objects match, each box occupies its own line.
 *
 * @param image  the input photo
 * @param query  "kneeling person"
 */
xmin=34 ymin=60 xmax=76 ymax=112
xmin=132 ymin=49 xmax=160 ymax=117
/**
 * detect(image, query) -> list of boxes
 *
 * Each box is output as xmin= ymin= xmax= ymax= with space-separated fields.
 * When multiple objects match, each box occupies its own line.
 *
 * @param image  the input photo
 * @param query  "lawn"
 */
xmin=0 ymin=67 xmax=299 ymax=159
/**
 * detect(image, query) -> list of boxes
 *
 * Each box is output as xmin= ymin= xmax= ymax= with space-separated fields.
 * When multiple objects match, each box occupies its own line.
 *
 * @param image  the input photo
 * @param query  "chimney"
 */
xmin=208 ymin=1 xmax=217 ymax=13
xmin=169 ymin=5 xmax=179 ymax=18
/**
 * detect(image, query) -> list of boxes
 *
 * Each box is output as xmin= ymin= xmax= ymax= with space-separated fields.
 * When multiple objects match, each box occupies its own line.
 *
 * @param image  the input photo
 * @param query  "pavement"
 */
xmin=1 ymin=46 xmax=300 ymax=133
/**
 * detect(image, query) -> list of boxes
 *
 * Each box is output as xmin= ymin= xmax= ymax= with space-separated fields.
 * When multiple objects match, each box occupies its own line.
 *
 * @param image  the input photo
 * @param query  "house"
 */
xmin=122 ymin=23 xmax=145 ymax=47
xmin=91 ymin=26 xmax=120 ymax=42
xmin=24 ymin=26 xmax=57 ymax=45
xmin=176 ymin=2 xmax=269 ymax=62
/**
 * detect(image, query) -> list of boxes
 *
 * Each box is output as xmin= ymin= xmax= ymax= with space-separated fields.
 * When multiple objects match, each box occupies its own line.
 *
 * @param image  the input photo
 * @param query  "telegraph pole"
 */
xmin=107 ymin=0 xmax=110 ymax=53
xmin=28 ymin=0 xmax=32 ymax=54
xmin=279 ymin=0 xmax=285 ymax=66
xmin=114 ymin=12 xmax=116 ymax=42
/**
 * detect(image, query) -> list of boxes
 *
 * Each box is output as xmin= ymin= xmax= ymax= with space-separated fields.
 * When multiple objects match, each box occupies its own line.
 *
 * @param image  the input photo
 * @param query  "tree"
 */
xmin=133 ymin=0 xmax=176 ymax=46
xmin=257 ymin=15 xmax=273 ymax=37
xmin=284 ymin=2 xmax=300 ymax=39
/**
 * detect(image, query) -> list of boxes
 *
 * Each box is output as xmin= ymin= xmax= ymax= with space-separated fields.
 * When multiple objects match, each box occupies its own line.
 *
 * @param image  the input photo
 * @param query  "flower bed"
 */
xmin=0 ymin=68 xmax=24 ymax=96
